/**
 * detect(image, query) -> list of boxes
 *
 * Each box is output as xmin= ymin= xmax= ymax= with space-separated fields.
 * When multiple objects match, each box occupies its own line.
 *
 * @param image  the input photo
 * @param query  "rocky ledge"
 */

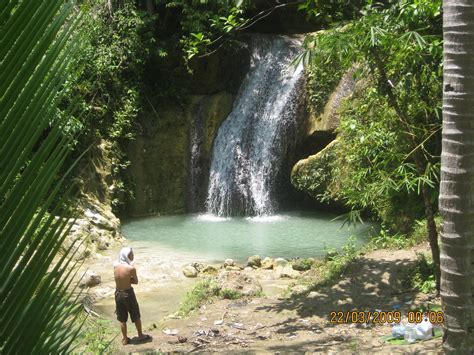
xmin=62 ymin=198 xmax=124 ymax=260
xmin=182 ymin=255 xmax=316 ymax=281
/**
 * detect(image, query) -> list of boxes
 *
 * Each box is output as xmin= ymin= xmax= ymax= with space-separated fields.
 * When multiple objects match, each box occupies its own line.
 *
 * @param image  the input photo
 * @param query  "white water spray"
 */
xmin=206 ymin=35 xmax=304 ymax=216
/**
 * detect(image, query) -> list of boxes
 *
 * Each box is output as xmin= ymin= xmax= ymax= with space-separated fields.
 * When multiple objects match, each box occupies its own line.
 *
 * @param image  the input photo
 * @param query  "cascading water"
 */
xmin=206 ymin=35 xmax=304 ymax=217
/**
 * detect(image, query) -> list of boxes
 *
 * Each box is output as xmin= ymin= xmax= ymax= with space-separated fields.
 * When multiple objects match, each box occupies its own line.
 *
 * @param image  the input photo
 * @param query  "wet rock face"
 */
xmin=125 ymin=93 xmax=235 ymax=217
xmin=305 ymin=67 xmax=357 ymax=137
xmin=291 ymin=67 xmax=359 ymax=207
xmin=187 ymin=43 xmax=250 ymax=96
xmin=124 ymin=44 xmax=251 ymax=217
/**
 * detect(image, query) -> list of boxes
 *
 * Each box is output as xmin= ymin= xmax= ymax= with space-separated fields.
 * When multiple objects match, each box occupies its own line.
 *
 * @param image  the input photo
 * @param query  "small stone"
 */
xmin=261 ymin=257 xmax=274 ymax=269
xmin=247 ymin=255 xmax=262 ymax=268
xmin=224 ymin=258 xmax=235 ymax=267
xmin=183 ymin=265 xmax=198 ymax=278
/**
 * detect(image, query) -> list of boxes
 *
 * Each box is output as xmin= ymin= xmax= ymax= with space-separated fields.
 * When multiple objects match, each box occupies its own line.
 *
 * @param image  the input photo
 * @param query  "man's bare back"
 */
xmin=113 ymin=247 xmax=151 ymax=345
xmin=114 ymin=264 xmax=138 ymax=290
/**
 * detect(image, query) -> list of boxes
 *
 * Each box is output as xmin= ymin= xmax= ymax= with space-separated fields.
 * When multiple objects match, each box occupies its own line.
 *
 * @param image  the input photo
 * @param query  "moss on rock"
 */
xmin=291 ymin=139 xmax=339 ymax=200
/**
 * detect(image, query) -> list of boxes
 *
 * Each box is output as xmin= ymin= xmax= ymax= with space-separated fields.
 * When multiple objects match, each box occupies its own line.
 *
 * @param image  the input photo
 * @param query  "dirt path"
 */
xmin=117 ymin=244 xmax=442 ymax=353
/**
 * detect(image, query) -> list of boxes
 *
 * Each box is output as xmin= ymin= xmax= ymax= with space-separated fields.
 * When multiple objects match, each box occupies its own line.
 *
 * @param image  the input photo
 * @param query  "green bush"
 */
xmin=178 ymin=279 xmax=221 ymax=316
xmin=367 ymin=217 xmax=441 ymax=250
xmin=219 ymin=289 xmax=243 ymax=300
xmin=402 ymin=253 xmax=436 ymax=294
xmin=316 ymin=236 xmax=359 ymax=287
xmin=74 ymin=316 xmax=118 ymax=354
xmin=305 ymin=52 xmax=346 ymax=117
xmin=301 ymin=0 xmax=442 ymax=233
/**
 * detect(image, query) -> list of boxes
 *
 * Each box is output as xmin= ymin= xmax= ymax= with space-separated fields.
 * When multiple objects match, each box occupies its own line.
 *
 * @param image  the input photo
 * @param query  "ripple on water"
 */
xmin=195 ymin=214 xmax=231 ymax=222
xmin=245 ymin=214 xmax=288 ymax=223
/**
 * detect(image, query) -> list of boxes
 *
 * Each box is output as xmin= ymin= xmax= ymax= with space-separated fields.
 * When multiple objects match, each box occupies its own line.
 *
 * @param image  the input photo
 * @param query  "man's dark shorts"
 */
xmin=115 ymin=288 xmax=140 ymax=323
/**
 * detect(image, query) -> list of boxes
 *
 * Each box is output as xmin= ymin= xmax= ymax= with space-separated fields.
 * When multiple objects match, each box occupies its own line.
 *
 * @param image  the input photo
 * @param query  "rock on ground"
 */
xmin=247 ymin=255 xmax=262 ymax=268
xmin=224 ymin=259 xmax=235 ymax=267
xmin=79 ymin=270 xmax=101 ymax=288
xmin=275 ymin=265 xmax=300 ymax=279
xmin=261 ymin=257 xmax=274 ymax=269
xmin=183 ymin=265 xmax=199 ymax=278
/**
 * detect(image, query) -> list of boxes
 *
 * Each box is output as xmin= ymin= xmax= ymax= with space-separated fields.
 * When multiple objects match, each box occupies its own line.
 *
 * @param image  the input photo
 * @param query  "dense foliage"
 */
xmin=63 ymin=0 xmax=256 ymax=211
xmin=303 ymin=0 xmax=442 ymax=231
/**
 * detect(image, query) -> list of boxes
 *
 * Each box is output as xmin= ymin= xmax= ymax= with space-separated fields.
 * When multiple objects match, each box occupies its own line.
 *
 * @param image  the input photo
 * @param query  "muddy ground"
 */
xmin=115 ymin=243 xmax=443 ymax=354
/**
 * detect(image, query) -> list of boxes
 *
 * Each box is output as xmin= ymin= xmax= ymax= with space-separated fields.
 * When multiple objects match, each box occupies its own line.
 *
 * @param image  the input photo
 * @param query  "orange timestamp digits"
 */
xmin=407 ymin=311 xmax=444 ymax=324
xmin=329 ymin=311 xmax=402 ymax=324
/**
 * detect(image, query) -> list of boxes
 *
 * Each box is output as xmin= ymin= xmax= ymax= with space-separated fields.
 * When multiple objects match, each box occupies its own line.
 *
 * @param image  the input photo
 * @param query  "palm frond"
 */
xmin=0 ymin=1 xmax=86 ymax=353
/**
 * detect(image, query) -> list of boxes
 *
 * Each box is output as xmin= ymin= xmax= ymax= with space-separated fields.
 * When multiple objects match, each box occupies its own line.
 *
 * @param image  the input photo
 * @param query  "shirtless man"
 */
xmin=114 ymin=247 xmax=151 ymax=345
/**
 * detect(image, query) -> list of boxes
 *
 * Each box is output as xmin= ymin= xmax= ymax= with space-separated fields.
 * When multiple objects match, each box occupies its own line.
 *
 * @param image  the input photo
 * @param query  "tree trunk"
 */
xmin=440 ymin=0 xmax=474 ymax=353
xmin=146 ymin=0 xmax=155 ymax=15
xmin=107 ymin=0 xmax=113 ymax=16
xmin=420 ymin=180 xmax=441 ymax=293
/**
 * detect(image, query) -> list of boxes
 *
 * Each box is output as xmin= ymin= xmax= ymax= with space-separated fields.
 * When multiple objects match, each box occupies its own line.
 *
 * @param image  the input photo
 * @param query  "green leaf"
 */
xmin=0 ymin=1 xmax=85 ymax=353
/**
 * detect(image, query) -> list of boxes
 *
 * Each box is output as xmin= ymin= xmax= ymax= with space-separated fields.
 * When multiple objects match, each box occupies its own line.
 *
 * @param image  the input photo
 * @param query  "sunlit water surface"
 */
xmin=122 ymin=211 xmax=373 ymax=263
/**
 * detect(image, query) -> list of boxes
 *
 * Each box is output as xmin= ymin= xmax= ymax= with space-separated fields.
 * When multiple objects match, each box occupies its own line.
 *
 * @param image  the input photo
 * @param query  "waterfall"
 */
xmin=206 ymin=35 xmax=304 ymax=216
xmin=188 ymin=103 xmax=205 ymax=213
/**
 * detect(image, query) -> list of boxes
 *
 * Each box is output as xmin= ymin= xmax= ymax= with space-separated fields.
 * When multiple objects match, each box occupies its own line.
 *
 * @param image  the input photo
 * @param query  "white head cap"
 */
xmin=116 ymin=247 xmax=133 ymax=266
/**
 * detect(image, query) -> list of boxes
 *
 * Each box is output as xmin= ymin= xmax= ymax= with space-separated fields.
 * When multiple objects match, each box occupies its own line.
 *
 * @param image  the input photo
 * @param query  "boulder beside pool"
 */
xmin=247 ymin=255 xmax=262 ymax=268
xmin=261 ymin=257 xmax=274 ymax=269
xmin=79 ymin=270 xmax=101 ymax=288
xmin=273 ymin=258 xmax=289 ymax=268
xmin=224 ymin=258 xmax=235 ymax=267
xmin=183 ymin=265 xmax=199 ymax=278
